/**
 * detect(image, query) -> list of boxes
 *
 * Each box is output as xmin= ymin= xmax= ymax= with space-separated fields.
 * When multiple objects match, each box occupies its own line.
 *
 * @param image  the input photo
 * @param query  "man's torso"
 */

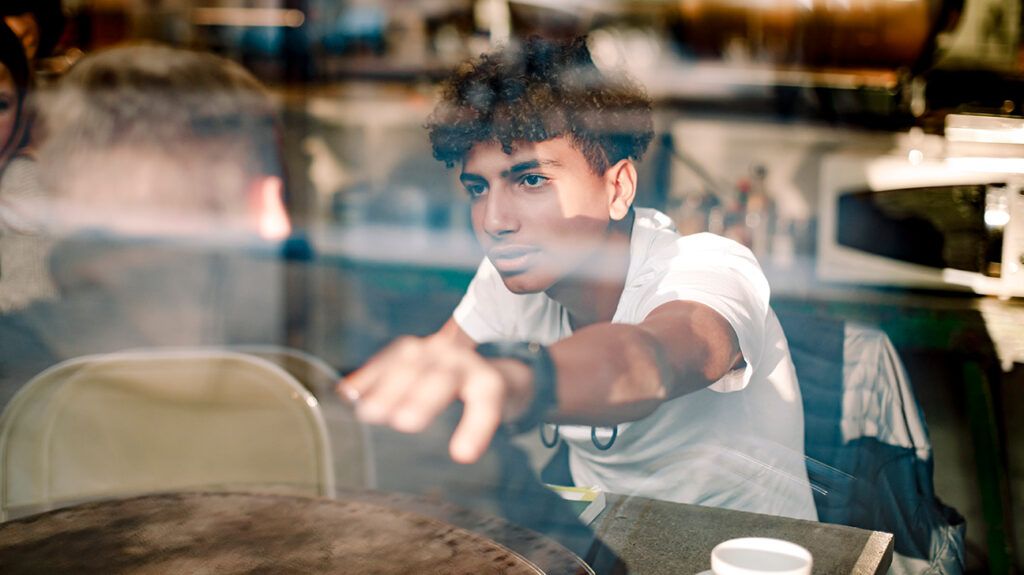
xmin=453 ymin=208 xmax=817 ymax=520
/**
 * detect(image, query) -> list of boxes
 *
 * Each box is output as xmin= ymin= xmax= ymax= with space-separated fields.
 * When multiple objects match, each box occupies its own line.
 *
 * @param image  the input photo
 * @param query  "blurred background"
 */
xmin=10 ymin=1 xmax=1024 ymax=572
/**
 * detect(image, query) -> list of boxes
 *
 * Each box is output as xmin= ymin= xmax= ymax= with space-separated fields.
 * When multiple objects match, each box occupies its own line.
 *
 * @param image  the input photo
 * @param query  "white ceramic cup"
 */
xmin=710 ymin=537 xmax=813 ymax=575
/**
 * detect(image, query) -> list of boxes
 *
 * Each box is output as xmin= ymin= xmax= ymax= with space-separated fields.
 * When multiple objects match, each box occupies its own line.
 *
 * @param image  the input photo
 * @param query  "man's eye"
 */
xmin=520 ymin=174 xmax=548 ymax=188
xmin=464 ymin=184 xmax=487 ymax=198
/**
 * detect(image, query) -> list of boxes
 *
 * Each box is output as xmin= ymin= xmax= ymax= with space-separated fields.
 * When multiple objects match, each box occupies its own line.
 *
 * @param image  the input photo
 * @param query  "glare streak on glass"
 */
xmin=191 ymin=8 xmax=305 ymax=28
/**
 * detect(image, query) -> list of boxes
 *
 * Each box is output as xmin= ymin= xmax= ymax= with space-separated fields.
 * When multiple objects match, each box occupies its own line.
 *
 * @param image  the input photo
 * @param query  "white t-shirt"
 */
xmin=453 ymin=208 xmax=817 ymax=521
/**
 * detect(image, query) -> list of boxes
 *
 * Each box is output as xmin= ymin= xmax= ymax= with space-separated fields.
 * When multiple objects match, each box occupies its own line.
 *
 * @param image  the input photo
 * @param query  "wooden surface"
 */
xmin=337 ymin=489 xmax=598 ymax=575
xmin=0 ymin=491 xmax=593 ymax=575
xmin=593 ymin=493 xmax=893 ymax=575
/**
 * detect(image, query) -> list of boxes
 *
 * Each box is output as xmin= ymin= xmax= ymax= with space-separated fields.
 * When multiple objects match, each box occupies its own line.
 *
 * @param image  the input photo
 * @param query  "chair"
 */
xmin=227 ymin=345 xmax=345 ymax=399
xmin=227 ymin=344 xmax=377 ymax=489
xmin=0 ymin=349 xmax=335 ymax=520
xmin=778 ymin=311 xmax=966 ymax=575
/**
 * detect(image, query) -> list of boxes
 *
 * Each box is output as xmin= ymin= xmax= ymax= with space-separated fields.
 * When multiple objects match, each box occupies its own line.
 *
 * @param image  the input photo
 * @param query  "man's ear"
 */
xmin=250 ymin=175 xmax=291 ymax=240
xmin=605 ymin=159 xmax=638 ymax=221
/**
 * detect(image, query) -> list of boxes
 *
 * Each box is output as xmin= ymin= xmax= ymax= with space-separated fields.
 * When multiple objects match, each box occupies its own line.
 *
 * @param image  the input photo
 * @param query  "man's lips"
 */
xmin=488 ymin=245 xmax=540 ymax=273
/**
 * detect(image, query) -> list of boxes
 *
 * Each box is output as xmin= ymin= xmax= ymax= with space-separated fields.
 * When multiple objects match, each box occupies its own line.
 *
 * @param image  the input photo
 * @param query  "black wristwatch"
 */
xmin=476 ymin=340 xmax=557 ymax=435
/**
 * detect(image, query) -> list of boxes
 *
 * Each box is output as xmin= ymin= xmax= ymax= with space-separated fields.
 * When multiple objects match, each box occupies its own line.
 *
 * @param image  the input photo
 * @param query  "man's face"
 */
xmin=460 ymin=137 xmax=615 ymax=294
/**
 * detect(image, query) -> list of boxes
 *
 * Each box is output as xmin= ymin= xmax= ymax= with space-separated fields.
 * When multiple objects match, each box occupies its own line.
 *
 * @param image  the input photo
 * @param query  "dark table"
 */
xmin=0 ymin=488 xmax=893 ymax=575
xmin=0 ymin=491 xmax=594 ymax=575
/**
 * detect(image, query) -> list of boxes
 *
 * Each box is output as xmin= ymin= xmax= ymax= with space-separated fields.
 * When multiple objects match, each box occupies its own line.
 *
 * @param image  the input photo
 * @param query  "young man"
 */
xmin=340 ymin=37 xmax=816 ymax=520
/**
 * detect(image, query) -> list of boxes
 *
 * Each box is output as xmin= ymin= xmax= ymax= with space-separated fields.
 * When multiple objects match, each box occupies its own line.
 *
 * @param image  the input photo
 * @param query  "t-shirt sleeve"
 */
xmin=634 ymin=236 xmax=770 ymax=393
xmin=452 ymin=258 xmax=509 ymax=343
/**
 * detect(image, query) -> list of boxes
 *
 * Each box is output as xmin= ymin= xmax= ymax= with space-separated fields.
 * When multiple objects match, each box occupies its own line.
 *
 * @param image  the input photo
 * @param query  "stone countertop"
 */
xmin=592 ymin=493 xmax=893 ymax=575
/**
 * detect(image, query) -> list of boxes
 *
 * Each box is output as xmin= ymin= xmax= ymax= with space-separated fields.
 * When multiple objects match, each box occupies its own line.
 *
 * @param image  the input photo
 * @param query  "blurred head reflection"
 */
xmin=38 ymin=44 xmax=289 ymax=240
xmin=0 ymin=45 xmax=294 ymax=360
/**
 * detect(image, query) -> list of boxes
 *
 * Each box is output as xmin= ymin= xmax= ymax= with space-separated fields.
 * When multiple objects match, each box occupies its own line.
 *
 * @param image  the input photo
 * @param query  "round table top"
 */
xmin=0 ymin=491 xmax=591 ymax=574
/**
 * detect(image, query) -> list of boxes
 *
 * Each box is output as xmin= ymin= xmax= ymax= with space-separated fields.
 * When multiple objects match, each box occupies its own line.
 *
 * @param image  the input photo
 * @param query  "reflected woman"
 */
xmin=0 ymin=22 xmax=55 ymax=311
xmin=0 ymin=22 xmax=28 ymax=166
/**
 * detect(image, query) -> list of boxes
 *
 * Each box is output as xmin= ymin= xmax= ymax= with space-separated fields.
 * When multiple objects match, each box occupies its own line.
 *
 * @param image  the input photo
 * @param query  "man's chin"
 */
xmin=499 ymin=272 xmax=549 ymax=295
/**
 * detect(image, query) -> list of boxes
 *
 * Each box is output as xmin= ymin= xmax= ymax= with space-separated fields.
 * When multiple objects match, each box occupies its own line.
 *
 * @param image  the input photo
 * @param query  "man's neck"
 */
xmin=546 ymin=210 xmax=635 ymax=331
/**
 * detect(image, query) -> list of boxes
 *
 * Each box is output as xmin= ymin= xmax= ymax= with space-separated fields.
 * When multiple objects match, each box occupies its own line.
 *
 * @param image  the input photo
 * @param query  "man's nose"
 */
xmin=481 ymin=187 xmax=519 ymax=238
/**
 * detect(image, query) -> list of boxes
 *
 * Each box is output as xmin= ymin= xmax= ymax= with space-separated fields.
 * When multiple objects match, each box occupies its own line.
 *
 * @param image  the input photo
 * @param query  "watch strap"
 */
xmin=476 ymin=340 xmax=557 ymax=435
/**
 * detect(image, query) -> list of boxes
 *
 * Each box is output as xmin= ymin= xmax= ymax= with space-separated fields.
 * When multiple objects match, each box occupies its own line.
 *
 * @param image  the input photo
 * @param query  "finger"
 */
xmin=389 ymin=344 xmax=498 ymax=433
xmin=389 ymin=346 xmax=476 ymax=431
xmin=391 ymin=367 xmax=463 ymax=433
xmin=449 ymin=368 xmax=505 ymax=464
xmin=337 ymin=364 xmax=379 ymax=407
xmin=356 ymin=363 xmax=422 ymax=424
xmin=339 ymin=337 xmax=420 ymax=403
xmin=336 ymin=379 xmax=360 ymax=405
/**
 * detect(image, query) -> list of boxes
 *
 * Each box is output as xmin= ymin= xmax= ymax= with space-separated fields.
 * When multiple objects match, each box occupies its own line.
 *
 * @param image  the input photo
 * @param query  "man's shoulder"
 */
xmin=631 ymin=209 xmax=755 ymax=270
xmin=622 ymin=211 xmax=770 ymax=319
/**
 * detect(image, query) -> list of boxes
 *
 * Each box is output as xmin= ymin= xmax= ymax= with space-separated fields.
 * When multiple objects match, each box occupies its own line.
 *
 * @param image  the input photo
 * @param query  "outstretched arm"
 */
xmin=338 ymin=300 xmax=742 ymax=463
xmin=547 ymin=300 xmax=742 ymax=425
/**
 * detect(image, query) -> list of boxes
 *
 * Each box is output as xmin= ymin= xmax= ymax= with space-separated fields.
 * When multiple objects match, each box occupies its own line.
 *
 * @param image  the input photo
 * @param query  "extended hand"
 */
xmin=338 ymin=336 xmax=524 ymax=464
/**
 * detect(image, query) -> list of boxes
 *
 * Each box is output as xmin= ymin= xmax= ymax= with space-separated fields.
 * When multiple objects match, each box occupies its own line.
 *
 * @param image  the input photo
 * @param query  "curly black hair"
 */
xmin=426 ymin=36 xmax=654 ymax=174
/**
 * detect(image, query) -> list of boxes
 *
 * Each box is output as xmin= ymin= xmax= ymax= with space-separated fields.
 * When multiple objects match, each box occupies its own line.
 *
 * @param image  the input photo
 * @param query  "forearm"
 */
xmin=545 ymin=303 xmax=742 ymax=426
xmin=340 ymin=304 xmax=740 ymax=464
xmin=541 ymin=324 xmax=669 ymax=425
xmin=419 ymin=303 xmax=741 ymax=430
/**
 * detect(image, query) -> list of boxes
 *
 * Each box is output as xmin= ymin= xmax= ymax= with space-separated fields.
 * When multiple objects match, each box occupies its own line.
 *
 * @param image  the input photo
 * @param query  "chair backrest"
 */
xmin=226 ymin=344 xmax=376 ymax=489
xmin=778 ymin=310 xmax=965 ymax=575
xmin=0 ymin=349 xmax=335 ymax=520
xmin=227 ymin=345 xmax=342 ymax=398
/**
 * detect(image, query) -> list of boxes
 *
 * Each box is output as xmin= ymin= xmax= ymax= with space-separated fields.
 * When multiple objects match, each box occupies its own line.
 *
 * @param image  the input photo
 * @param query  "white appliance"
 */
xmin=817 ymin=151 xmax=1024 ymax=298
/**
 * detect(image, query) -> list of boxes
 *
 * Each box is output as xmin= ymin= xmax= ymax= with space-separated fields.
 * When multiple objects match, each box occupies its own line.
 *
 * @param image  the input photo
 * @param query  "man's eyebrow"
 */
xmin=501 ymin=158 xmax=562 ymax=178
xmin=459 ymin=173 xmax=487 ymax=184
